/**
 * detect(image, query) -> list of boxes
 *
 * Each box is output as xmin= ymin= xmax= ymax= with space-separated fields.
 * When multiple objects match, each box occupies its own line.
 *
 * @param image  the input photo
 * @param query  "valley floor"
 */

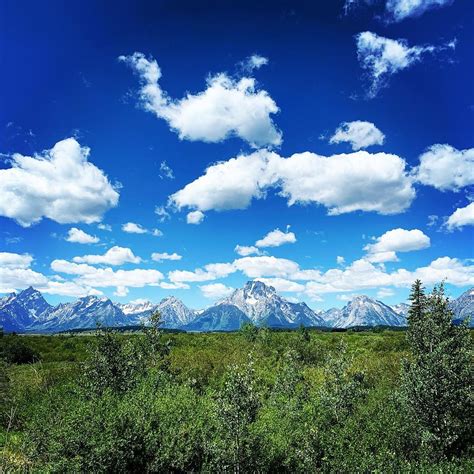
xmin=1 ymin=329 xmax=473 ymax=472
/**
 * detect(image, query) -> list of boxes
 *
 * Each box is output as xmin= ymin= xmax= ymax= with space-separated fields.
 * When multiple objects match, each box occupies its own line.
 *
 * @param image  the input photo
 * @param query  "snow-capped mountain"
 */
xmin=331 ymin=295 xmax=405 ymax=328
xmin=321 ymin=307 xmax=342 ymax=327
xmin=1 ymin=285 xmax=473 ymax=333
xmin=118 ymin=296 xmax=195 ymax=328
xmin=220 ymin=280 xmax=325 ymax=327
xmin=450 ymin=288 xmax=474 ymax=326
xmin=392 ymin=303 xmax=410 ymax=318
xmin=33 ymin=295 xmax=128 ymax=332
xmin=0 ymin=287 xmax=52 ymax=332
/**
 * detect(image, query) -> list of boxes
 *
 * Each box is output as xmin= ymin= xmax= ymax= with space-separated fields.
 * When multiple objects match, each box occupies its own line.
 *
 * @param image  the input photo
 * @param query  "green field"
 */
xmin=1 ymin=317 xmax=472 ymax=472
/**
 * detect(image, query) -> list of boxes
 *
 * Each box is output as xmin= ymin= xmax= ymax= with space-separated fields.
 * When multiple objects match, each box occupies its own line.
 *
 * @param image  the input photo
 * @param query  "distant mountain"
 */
xmin=118 ymin=296 xmax=195 ymax=328
xmin=1 ymin=285 xmax=473 ymax=333
xmin=183 ymin=304 xmax=250 ymax=332
xmin=450 ymin=288 xmax=474 ymax=326
xmin=321 ymin=307 xmax=342 ymax=327
xmin=221 ymin=280 xmax=325 ymax=328
xmin=0 ymin=287 xmax=52 ymax=332
xmin=330 ymin=295 xmax=405 ymax=328
xmin=392 ymin=303 xmax=410 ymax=318
xmin=33 ymin=296 xmax=128 ymax=332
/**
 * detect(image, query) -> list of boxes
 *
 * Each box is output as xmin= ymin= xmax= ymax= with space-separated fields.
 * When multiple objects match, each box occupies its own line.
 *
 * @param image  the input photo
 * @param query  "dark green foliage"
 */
xmin=0 ymin=335 xmax=40 ymax=364
xmin=402 ymin=282 xmax=474 ymax=459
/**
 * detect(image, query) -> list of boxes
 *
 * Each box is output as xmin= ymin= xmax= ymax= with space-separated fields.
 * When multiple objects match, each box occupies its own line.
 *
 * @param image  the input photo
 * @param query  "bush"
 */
xmin=0 ymin=336 xmax=40 ymax=364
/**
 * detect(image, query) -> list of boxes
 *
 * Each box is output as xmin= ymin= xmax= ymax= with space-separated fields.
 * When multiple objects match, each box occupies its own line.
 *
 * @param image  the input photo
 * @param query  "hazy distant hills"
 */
xmin=1 ymin=281 xmax=472 ymax=333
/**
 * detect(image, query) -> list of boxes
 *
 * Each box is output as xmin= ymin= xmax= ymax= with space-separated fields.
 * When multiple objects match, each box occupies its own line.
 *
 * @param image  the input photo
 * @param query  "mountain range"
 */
xmin=1 ymin=282 xmax=472 ymax=333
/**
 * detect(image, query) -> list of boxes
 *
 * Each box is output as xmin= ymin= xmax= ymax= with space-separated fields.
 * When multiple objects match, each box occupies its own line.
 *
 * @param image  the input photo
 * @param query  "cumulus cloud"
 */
xmin=356 ymin=31 xmax=454 ymax=97
xmin=122 ymin=222 xmax=162 ymax=235
xmin=0 ymin=252 xmax=33 ymax=269
xmin=337 ymin=256 xmax=345 ymax=265
xmin=415 ymin=144 xmax=474 ymax=191
xmin=0 ymin=138 xmax=119 ymax=227
xmin=66 ymin=227 xmax=99 ymax=244
xmin=73 ymin=246 xmax=141 ymax=265
xmin=119 ymin=52 xmax=281 ymax=148
xmin=170 ymin=149 xmax=415 ymax=216
xmin=97 ymin=223 xmax=112 ymax=231
xmin=169 ymin=262 xmax=236 ymax=284
xmin=365 ymin=228 xmax=430 ymax=262
xmin=200 ymin=283 xmax=234 ymax=299
xmin=446 ymin=202 xmax=474 ymax=230
xmin=151 ymin=252 xmax=182 ymax=262
xmin=234 ymin=245 xmax=261 ymax=257
xmin=304 ymin=256 xmax=474 ymax=298
xmin=0 ymin=252 xmax=98 ymax=297
xmin=122 ymin=222 xmax=147 ymax=234
xmin=255 ymin=228 xmax=296 ymax=248
xmin=187 ymin=210 xmax=205 ymax=225
xmin=51 ymin=259 xmax=164 ymax=295
xmin=329 ymin=120 xmax=385 ymax=150
xmin=234 ymin=256 xmax=300 ymax=278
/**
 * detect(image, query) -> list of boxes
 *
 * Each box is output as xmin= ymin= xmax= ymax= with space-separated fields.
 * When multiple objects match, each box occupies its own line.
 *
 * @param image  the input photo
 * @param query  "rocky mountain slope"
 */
xmin=1 ymin=284 xmax=472 ymax=333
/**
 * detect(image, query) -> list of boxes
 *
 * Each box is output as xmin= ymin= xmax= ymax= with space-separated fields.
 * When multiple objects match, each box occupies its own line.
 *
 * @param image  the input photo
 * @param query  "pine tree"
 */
xmin=402 ymin=282 xmax=473 ymax=459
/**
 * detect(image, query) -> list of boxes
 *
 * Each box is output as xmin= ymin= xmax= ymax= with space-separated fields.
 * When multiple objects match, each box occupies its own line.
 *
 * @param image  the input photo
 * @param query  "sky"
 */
xmin=1 ymin=0 xmax=473 ymax=310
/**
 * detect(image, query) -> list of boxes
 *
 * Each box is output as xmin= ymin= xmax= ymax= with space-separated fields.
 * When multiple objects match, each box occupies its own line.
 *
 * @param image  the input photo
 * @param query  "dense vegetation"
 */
xmin=1 ymin=282 xmax=472 ymax=472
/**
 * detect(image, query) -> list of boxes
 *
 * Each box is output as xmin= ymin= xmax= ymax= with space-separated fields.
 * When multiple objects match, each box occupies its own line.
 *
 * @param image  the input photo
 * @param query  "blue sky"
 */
xmin=1 ymin=0 xmax=473 ymax=310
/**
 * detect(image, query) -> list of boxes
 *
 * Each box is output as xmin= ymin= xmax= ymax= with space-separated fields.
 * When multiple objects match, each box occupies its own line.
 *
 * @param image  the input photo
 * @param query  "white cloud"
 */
xmin=365 ymin=228 xmax=430 ymax=256
xmin=66 ymin=227 xmax=99 ymax=244
xmin=97 ymin=223 xmax=112 ymax=231
xmin=199 ymin=283 xmax=234 ymax=299
xmin=0 ymin=252 xmax=33 ymax=269
xmin=255 ymin=277 xmax=305 ymax=293
xmin=386 ymin=0 xmax=453 ymax=22
xmin=51 ymin=259 xmax=164 ymax=294
xmin=122 ymin=222 xmax=148 ymax=234
xmin=155 ymin=205 xmax=170 ymax=222
xmin=336 ymin=256 xmax=345 ymax=265
xmin=114 ymin=286 xmax=129 ymax=297
xmin=234 ymin=245 xmax=261 ymax=257
xmin=415 ymin=144 xmax=474 ymax=191
xmin=0 ymin=254 xmax=99 ymax=297
xmin=187 ymin=210 xmax=205 ymax=225
xmin=0 ymin=138 xmax=119 ymax=227
xmin=255 ymin=228 xmax=296 ymax=248
xmin=234 ymin=256 xmax=300 ymax=278
xmin=169 ymin=262 xmax=236 ymax=284
xmin=377 ymin=288 xmax=395 ymax=298
xmin=119 ymin=52 xmax=281 ymax=148
xmin=159 ymin=161 xmax=174 ymax=179
xmin=344 ymin=0 xmax=453 ymax=22
xmin=304 ymin=256 xmax=474 ymax=298
xmin=151 ymin=252 xmax=182 ymax=262
xmin=152 ymin=229 xmax=163 ymax=237
xmin=159 ymin=281 xmax=190 ymax=290
xmin=355 ymin=31 xmax=454 ymax=97
xmin=73 ymin=246 xmax=141 ymax=265
xmin=241 ymin=54 xmax=269 ymax=72
xmin=329 ymin=120 xmax=385 ymax=150
xmin=170 ymin=149 xmax=415 ymax=216
xmin=446 ymin=202 xmax=474 ymax=230
xmin=366 ymin=250 xmax=399 ymax=263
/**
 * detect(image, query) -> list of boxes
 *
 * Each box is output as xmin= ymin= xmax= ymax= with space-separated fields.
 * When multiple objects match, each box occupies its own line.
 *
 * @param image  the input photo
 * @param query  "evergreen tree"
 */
xmin=402 ymin=282 xmax=473 ymax=459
